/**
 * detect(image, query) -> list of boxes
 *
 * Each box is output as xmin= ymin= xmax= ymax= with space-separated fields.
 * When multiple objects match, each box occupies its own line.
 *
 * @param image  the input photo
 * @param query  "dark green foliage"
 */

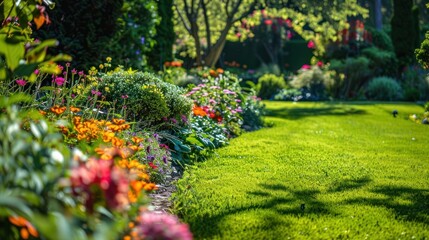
xmin=329 ymin=57 xmax=372 ymax=99
xmin=361 ymin=47 xmax=398 ymax=77
xmin=366 ymin=76 xmax=403 ymax=100
xmin=412 ymin=5 xmax=421 ymax=51
xmin=148 ymin=0 xmax=175 ymax=70
xmin=416 ymin=32 xmax=429 ymax=69
xmin=34 ymin=0 xmax=159 ymax=70
xmin=34 ymin=0 xmax=124 ymax=69
xmin=256 ymin=74 xmax=286 ymax=99
xmin=391 ymin=0 xmax=415 ymax=67
xmin=367 ymin=27 xmax=394 ymax=52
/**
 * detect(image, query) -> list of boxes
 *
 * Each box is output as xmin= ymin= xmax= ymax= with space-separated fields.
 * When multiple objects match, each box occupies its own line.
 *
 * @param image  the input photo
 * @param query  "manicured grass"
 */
xmin=173 ymin=101 xmax=429 ymax=239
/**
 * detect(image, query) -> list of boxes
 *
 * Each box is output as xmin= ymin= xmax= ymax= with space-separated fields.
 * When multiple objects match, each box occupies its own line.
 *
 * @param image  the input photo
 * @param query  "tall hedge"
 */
xmin=148 ymin=0 xmax=175 ymax=70
xmin=391 ymin=0 xmax=415 ymax=68
xmin=34 ymin=0 xmax=159 ymax=70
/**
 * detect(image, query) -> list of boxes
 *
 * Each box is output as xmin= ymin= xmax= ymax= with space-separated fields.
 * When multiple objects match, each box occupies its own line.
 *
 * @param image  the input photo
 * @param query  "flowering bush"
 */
xmin=129 ymin=211 xmax=193 ymax=240
xmin=186 ymin=71 xmax=244 ymax=137
xmin=289 ymin=65 xmax=335 ymax=100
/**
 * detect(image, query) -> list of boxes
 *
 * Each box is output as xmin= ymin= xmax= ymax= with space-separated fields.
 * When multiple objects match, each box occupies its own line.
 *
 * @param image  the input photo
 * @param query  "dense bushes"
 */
xmin=34 ymin=0 xmax=159 ymax=70
xmin=256 ymin=74 xmax=286 ymax=99
xmin=366 ymin=76 xmax=403 ymax=101
xmin=99 ymin=70 xmax=193 ymax=126
xmin=289 ymin=65 xmax=334 ymax=99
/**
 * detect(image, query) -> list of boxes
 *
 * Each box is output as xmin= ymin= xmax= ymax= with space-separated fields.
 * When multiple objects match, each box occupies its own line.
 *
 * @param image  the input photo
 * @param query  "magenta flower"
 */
xmin=301 ymin=64 xmax=311 ymax=70
xmin=307 ymin=40 xmax=315 ymax=49
xmin=70 ymin=158 xmax=129 ymax=213
xmin=15 ymin=79 xmax=27 ymax=86
xmin=78 ymin=71 xmax=84 ymax=76
xmin=317 ymin=61 xmax=324 ymax=67
xmin=54 ymin=77 xmax=65 ymax=86
xmin=71 ymin=68 xmax=77 ymax=74
xmin=91 ymin=89 xmax=102 ymax=96
xmin=135 ymin=211 xmax=193 ymax=240
xmin=34 ymin=69 xmax=40 ymax=75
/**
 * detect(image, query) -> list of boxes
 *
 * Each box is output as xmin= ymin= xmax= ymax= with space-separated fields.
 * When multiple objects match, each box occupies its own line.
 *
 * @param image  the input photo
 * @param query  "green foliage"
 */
xmin=329 ymin=57 xmax=372 ymax=99
xmin=416 ymin=32 xmax=429 ymax=69
xmin=366 ymin=28 xmax=394 ymax=52
xmin=391 ymin=0 xmax=415 ymax=67
xmin=99 ymin=70 xmax=193 ymax=126
xmin=241 ymin=94 xmax=266 ymax=131
xmin=289 ymin=65 xmax=334 ymax=99
xmin=0 ymin=99 xmax=72 ymax=238
xmin=256 ymin=74 xmax=286 ymax=99
xmin=0 ymin=0 xmax=70 ymax=83
xmin=401 ymin=65 xmax=429 ymax=101
xmin=148 ymin=0 xmax=175 ymax=70
xmin=34 ymin=0 xmax=159 ymax=70
xmin=366 ymin=76 xmax=403 ymax=101
xmin=173 ymin=101 xmax=429 ymax=239
xmin=361 ymin=47 xmax=398 ymax=77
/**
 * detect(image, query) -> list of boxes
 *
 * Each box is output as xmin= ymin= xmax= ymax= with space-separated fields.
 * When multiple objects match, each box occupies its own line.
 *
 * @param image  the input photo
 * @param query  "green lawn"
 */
xmin=173 ymin=101 xmax=429 ymax=239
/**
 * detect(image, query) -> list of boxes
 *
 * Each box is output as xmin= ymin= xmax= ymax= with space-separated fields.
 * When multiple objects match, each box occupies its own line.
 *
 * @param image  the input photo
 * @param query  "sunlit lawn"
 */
xmin=173 ymin=101 xmax=429 ymax=239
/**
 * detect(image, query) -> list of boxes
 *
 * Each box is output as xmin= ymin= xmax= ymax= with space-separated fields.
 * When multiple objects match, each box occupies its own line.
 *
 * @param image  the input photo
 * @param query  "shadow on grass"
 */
xmin=344 ymin=185 xmax=429 ymax=225
xmin=188 ymin=179 xmax=429 ymax=239
xmin=190 ymin=183 xmax=332 ymax=239
xmin=265 ymin=105 xmax=366 ymax=120
xmin=328 ymin=177 xmax=372 ymax=193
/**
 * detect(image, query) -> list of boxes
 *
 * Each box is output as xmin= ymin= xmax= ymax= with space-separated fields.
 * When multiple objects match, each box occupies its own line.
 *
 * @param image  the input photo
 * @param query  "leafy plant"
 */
xmin=366 ymin=76 xmax=403 ymax=101
xmin=256 ymin=74 xmax=286 ymax=100
xmin=289 ymin=65 xmax=334 ymax=100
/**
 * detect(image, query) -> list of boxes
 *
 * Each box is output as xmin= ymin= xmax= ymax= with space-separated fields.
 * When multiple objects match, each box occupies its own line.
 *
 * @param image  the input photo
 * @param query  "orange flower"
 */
xmin=70 ymin=106 xmax=81 ymax=112
xmin=216 ymin=68 xmax=224 ymax=74
xmin=9 ymin=216 xmax=38 ymax=239
xmin=102 ymin=131 xmax=115 ymax=142
xmin=209 ymin=69 xmax=217 ymax=77
xmin=112 ymin=118 xmax=126 ymax=125
xmin=112 ymin=137 xmax=125 ymax=147
xmin=131 ymin=136 xmax=144 ymax=144
xmin=193 ymin=106 xmax=207 ymax=117
xmin=50 ymin=105 xmax=67 ymax=115
xmin=38 ymin=110 xmax=46 ymax=116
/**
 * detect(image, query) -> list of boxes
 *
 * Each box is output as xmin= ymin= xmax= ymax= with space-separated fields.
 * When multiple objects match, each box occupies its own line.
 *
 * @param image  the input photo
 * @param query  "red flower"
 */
xmin=148 ymin=162 xmax=158 ymax=170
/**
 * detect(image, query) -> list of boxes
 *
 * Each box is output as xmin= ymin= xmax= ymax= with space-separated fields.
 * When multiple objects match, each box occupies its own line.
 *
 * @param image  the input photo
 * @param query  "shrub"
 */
xmin=289 ymin=65 xmax=334 ymax=99
xmin=416 ymin=32 xmax=429 ymax=69
xmin=330 ymin=57 xmax=372 ymax=99
xmin=367 ymin=28 xmax=395 ymax=52
xmin=362 ymin=47 xmax=398 ymax=77
xmin=257 ymin=74 xmax=286 ymax=99
xmin=99 ymin=70 xmax=193 ymax=127
xmin=366 ymin=76 xmax=403 ymax=101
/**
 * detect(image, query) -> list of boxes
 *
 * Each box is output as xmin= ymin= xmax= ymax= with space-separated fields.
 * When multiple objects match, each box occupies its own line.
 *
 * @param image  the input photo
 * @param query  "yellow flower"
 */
xmin=106 ymin=57 xmax=112 ymax=63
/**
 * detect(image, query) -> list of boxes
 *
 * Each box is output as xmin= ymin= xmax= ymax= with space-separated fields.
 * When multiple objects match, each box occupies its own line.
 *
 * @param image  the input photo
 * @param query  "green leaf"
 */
xmin=13 ymin=62 xmax=39 ymax=78
xmin=0 ymin=34 xmax=25 ymax=71
xmin=0 ymin=193 xmax=33 ymax=217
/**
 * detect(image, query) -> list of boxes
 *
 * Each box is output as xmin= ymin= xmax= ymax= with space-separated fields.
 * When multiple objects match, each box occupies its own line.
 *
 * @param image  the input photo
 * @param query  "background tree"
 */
xmin=173 ymin=0 xmax=367 ymax=67
xmin=148 ymin=0 xmax=176 ymax=70
xmin=391 ymin=0 xmax=415 ymax=68
xmin=34 ymin=0 xmax=159 ymax=69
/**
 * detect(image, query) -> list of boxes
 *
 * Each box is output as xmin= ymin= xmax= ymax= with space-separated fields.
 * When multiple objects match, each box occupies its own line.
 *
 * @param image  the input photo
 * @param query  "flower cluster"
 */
xmin=127 ymin=211 xmax=193 ymax=240
xmin=70 ymin=158 xmax=130 ymax=213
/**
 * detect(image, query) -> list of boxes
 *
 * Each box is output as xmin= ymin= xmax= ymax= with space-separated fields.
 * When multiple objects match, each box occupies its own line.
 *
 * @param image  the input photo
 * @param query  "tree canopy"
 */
xmin=173 ymin=0 xmax=368 ymax=67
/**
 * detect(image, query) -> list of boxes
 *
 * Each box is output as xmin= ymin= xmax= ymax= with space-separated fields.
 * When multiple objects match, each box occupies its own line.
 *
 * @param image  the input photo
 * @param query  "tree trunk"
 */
xmin=190 ymin=21 xmax=202 ymax=66
xmin=203 ymin=22 xmax=233 ymax=67
xmin=374 ymin=0 xmax=382 ymax=30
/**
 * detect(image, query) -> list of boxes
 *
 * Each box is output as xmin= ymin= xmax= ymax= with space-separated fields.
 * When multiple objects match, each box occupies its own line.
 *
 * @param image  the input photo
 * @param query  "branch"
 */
xmin=233 ymin=0 xmax=259 ymax=23
xmin=174 ymin=2 xmax=192 ymax=34
xmin=201 ymin=0 xmax=212 ymax=50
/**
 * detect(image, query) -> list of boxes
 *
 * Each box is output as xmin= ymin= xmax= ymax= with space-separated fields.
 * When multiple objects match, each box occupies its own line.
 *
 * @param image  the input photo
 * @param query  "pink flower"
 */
xmin=307 ymin=40 xmax=315 ymax=49
xmin=70 ymin=158 xmax=129 ymax=213
xmin=78 ymin=71 xmax=84 ymax=76
xmin=264 ymin=19 xmax=273 ymax=25
xmin=135 ymin=211 xmax=193 ymax=240
xmin=317 ymin=61 xmax=324 ymax=67
xmin=71 ymin=68 xmax=77 ymax=74
xmin=34 ymin=69 xmax=40 ymax=75
xmin=301 ymin=64 xmax=311 ymax=70
xmin=54 ymin=77 xmax=65 ymax=86
xmin=15 ymin=79 xmax=27 ymax=86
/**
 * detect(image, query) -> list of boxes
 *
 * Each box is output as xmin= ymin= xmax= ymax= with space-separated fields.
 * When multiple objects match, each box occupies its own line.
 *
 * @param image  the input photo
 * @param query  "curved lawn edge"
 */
xmin=172 ymin=101 xmax=429 ymax=239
